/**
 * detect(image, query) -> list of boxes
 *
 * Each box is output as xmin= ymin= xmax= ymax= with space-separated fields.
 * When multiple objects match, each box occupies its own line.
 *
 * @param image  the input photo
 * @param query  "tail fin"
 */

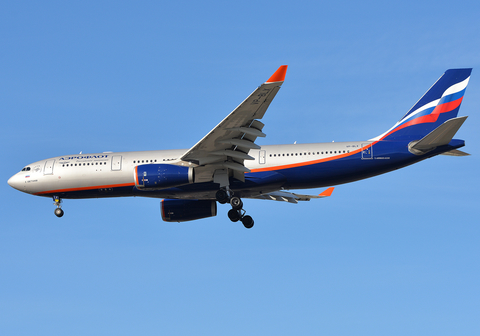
xmin=371 ymin=69 xmax=472 ymax=141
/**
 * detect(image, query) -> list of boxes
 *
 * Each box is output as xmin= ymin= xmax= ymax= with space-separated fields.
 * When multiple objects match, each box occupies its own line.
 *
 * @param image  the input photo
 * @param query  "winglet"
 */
xmin=319 ymin=187 xmax=334 ymax=197
xmin=265 ymin=65 xmax=288 ymax=83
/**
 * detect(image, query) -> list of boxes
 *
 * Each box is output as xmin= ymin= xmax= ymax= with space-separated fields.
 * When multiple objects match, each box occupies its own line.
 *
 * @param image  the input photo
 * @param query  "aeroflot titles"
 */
xmin=60 ymin=155 xmax=109 ymax=160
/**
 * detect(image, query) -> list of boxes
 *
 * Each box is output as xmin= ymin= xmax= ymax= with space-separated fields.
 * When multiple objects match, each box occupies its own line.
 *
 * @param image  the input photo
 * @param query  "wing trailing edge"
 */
xmin=180 ymin=66 xmax=288 ymax=183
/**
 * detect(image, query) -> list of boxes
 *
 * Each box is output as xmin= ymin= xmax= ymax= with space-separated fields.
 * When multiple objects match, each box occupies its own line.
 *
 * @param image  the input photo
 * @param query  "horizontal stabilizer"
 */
xmin=440 ymin=149 xmax=470 ymax=156
xmin=409 ymin=116 xmax=467 ymax=154
xmin=250 ymin=187 xmax=334 ymax=203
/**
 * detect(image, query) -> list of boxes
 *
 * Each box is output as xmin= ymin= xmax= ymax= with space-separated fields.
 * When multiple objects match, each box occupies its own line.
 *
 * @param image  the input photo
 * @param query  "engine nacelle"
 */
xmin=135 ymin=164 xmax=194 ymax=189
xmin=161 ymin=199 xmax=217 ymax=222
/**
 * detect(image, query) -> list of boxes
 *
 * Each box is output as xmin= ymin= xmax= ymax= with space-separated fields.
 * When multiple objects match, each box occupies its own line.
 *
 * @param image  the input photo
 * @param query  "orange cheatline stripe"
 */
xmin=34 ymin=144 xmax=375 ymax=195
xmin=250 ymin=146 xmax=368 ymax=173
xmin=266 ymin=65 xmax=288 ymax=83
xmin=34 ymin=182 xmax=136 ymax=195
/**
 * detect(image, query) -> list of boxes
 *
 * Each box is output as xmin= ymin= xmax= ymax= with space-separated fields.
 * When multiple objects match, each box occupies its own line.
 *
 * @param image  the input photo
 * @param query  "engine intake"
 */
xmin=135 ymin=164 xmax=194 ymax=189
xmin=161 ymin=199 xmax=217 ymax=222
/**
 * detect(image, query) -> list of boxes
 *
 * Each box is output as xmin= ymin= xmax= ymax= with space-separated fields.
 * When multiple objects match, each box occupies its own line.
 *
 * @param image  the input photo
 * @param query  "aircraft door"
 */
xmin=361 ymin=143 xmax=373 ymax=159
xmin=44 ymin=160 xmax=55 ymax=175
xmin=111 ymin=155 xmax=122 ymax=171
xmin=259 ymin=150 xmax=266 ymax=164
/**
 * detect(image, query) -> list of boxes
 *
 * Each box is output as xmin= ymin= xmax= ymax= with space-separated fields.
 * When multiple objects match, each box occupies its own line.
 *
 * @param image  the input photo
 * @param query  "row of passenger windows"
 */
xmin=62 ymin=162 xmax=107 ymax=167
xmin=133 ymin=158 xmax=176 ymax=164
xmin=269 ymin=150 xmax=350 ymax=157
xmin=134 ymin=159 xmax=157 ymax=163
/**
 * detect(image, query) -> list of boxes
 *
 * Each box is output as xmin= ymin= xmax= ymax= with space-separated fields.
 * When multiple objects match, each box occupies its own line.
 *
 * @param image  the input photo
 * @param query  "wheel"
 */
xmin=216 ymin=189 xmax=229 ymax=204
xmin=54 ymin=208 xmax=64 ymax=218
xmin=230 ymin=196 xmax=243 ymax=210
xmin=228 ymin=209 xmax=241 ymax=222
xmin=241 ymin=215 xmax=254 ymax=229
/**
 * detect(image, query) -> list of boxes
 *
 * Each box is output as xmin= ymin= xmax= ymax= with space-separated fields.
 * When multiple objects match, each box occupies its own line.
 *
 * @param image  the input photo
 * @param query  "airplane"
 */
xmin=8 ymin=66 xmax=471 ymax=229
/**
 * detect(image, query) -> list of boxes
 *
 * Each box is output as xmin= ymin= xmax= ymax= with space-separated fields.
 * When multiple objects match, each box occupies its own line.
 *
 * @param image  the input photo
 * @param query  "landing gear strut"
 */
xmin=53 ymin=196 xmax=64 ymax=218
xmin=217 ymin=188 xmax=254 ymax=229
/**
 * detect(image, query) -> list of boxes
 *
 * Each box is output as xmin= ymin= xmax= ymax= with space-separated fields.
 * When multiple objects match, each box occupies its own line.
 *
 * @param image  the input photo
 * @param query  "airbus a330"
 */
xmin=8 ymin=66 xmax=471 ymax=228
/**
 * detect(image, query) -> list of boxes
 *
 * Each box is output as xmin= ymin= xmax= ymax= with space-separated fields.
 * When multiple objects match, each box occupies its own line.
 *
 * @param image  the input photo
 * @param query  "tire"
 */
xmin=54 ymin=208 xmax=64 ymax=218
xmin=230 ymin=197 xmax=243 ymax=210
xmin=241 ymin=215 xmax=254 ymax=229
xmin=228 ymin=209 xmax=241 ymax=222
xmin=216 ymin=189 xmax=228 ymax=204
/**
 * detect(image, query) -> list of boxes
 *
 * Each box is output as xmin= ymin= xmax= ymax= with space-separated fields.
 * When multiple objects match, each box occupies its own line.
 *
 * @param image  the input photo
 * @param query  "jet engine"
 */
xmin=135 ymin=164 xmax=194 ymax=189
xmin=161 ymin=199 xmax=217 ymax=222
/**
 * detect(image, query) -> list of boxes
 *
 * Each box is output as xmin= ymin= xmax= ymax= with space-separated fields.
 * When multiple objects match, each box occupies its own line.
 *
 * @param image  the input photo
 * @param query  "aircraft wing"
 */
xmin=180 ymin=66 xmax=288 ymax=183
xmin=250 ymin=187 xmax=335 ymax=204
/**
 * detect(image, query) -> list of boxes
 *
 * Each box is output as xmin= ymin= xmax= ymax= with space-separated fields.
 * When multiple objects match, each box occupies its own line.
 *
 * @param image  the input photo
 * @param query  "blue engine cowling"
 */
xmin=135 ymin=164 xmax=194 ymax=189
xmin=161 ymin=199 xmax=217 ymax=222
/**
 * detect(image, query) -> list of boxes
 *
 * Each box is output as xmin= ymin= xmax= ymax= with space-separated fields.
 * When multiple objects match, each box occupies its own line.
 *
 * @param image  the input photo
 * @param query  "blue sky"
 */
xmin=1 ymin=1 xmax=479 ymax=335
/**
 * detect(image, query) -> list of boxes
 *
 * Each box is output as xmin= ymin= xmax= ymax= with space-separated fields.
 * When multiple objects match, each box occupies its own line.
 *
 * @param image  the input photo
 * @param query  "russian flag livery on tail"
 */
xmin=373 ymin=69 xmax=471 ymax=142
xmin=8 ymin=66 xmax=472 ymax=229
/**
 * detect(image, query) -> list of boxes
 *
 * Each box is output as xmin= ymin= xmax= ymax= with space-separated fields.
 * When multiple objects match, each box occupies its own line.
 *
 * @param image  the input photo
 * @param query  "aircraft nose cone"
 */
xmin=7 ymin=174 xmax=23 ymax=191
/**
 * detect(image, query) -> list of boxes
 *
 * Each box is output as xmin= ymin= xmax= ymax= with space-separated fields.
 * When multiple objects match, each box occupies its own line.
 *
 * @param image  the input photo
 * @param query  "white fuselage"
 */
xmin=8 ymin=141 xmax=368 ymax=197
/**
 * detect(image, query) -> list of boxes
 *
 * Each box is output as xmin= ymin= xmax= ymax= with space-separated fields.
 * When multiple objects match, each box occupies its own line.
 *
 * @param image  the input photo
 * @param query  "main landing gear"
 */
xmin=216 ymin=189 xmax=254 ymax=229
xmin=53 ymin=196 xmax=64 ymax=218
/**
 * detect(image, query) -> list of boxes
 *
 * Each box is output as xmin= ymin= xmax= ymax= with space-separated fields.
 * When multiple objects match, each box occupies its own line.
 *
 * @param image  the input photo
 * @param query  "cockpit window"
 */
xmin=21 ymin=167 xmax=31 ymax=172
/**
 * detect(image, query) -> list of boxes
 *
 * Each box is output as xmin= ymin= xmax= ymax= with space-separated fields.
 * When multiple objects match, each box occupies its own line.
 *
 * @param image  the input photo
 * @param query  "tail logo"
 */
xmin=372 ymin=69 xmax=471 ymax=141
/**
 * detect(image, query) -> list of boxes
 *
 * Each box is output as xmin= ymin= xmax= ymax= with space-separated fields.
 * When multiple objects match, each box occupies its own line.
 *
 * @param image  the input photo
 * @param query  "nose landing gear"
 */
xmin=53 ymin=196 xmax=64 ymax=217
xmin=217 ymin=189 xmax=254 ymax=229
